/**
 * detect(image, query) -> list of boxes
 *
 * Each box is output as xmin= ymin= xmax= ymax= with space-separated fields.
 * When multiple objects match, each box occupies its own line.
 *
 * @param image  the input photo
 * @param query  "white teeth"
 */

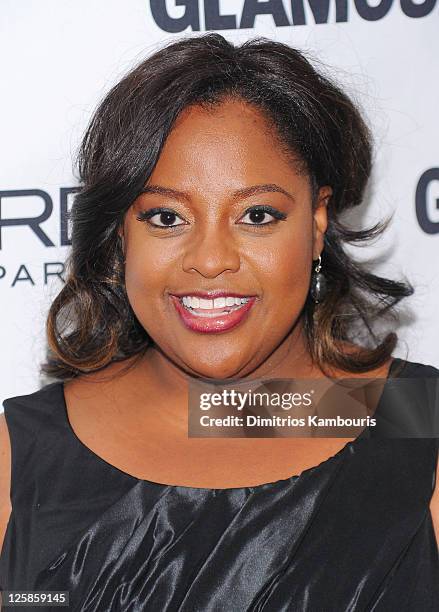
xmin=198 ymin=298 xmax=213 ymax=309
xmin=179 ymin=295 xmax=251 ymax=312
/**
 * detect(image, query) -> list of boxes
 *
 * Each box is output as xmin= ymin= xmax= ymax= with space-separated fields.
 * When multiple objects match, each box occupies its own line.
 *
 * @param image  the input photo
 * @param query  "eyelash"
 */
xmin=136 ymin=205 xmax=287 ymax=230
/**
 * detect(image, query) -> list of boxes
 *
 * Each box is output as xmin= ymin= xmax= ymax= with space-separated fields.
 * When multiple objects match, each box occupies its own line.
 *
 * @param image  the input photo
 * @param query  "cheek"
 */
xmin=248 ymin=230 xmax=313 ymax=311
xmin=123 ymin=241 xmax=175 ymax=321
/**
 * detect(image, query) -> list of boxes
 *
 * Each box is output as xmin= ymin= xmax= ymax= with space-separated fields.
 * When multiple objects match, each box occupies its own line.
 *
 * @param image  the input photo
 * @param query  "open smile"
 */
xmin=169 ymin=293 xmax=257 ymax=333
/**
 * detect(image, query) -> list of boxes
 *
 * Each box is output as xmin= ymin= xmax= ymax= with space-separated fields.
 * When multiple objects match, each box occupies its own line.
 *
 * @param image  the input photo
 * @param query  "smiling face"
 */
xmin=120 ymin=98 xmax=331 ymax=380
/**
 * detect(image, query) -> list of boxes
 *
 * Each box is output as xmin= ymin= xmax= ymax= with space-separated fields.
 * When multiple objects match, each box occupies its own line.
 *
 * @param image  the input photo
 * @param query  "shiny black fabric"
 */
xmin=0 ymin=358 xmax=438 ymax=611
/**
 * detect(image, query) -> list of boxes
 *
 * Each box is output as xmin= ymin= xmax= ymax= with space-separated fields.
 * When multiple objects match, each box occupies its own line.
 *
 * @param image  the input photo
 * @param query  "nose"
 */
xmin=182 ymin=223 xmax=241 ymax=278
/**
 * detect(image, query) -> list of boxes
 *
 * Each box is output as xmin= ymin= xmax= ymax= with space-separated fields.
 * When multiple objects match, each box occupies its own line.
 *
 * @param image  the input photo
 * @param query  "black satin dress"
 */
xmin=0 ymin=358 xmax=438 ymax=611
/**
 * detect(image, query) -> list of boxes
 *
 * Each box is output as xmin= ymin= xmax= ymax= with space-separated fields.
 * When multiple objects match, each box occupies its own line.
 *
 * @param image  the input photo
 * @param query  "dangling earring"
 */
xmin=310 ymin=254 xmax=328 ymax=304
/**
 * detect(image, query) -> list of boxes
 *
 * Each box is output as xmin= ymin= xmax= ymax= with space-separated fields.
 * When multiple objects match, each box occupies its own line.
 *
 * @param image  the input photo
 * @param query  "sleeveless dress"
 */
xmin=0 ymin=357 xmax=438 ymax=611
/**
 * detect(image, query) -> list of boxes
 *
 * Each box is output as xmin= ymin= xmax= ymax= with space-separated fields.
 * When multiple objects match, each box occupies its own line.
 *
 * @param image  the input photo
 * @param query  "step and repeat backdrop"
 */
xmin=1 ymin=0 xmax=438 ymax=404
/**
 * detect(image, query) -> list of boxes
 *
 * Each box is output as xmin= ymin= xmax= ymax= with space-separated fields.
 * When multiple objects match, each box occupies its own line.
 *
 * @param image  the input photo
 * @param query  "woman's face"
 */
xmin=121 ymin=98 xmax=331 ymax=380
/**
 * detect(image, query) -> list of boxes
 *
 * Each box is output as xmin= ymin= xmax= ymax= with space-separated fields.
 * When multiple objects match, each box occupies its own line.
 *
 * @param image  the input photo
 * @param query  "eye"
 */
xmin=136 ymin=208 xmax=186 ymax=228
xmin=238 ymin=205 xmax=287 ymax=226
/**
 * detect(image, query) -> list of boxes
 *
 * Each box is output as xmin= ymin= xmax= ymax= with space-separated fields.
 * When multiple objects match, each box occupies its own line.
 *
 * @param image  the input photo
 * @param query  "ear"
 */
xmin=312 ymin=186 xmax=332 ymax=260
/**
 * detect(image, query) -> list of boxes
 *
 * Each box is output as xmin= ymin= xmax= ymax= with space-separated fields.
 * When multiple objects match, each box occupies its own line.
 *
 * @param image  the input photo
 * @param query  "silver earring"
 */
xmin=310 ymin=254 xmax=328 ymax=304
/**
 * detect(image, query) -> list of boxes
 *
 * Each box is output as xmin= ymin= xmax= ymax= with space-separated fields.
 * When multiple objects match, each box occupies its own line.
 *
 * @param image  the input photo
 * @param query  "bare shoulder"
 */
xmin=63 ymin=363 xmax=120 ymax=434
xmin=63 ymin=357 xmax=138 ymax=412
xmin=62 ymin=357 xmax=143 ymax=451
xmin=430 ymin=453 xmax=439 ymax=546
xmin=0 ymin=412 xmax=12 ymax=555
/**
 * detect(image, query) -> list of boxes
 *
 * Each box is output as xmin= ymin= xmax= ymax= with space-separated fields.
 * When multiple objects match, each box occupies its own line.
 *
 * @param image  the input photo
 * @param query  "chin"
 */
xmin=182 ymin=356 xmax=252 ymax=382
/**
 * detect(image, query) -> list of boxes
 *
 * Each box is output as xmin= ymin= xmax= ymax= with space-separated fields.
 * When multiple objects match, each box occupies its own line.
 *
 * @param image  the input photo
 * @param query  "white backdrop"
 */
xmin=1 ymin=0 xmax=438 ymax=406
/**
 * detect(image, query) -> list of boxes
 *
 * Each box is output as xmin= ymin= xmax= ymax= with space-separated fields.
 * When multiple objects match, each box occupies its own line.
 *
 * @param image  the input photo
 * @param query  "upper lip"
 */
xmin=170 ymin=290 xmax=257 ymax=299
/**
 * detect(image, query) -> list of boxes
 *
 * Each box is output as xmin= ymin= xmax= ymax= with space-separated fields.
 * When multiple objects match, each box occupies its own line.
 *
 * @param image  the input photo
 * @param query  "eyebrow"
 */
xmin=139 ymin=183 xmax=296 ymax=203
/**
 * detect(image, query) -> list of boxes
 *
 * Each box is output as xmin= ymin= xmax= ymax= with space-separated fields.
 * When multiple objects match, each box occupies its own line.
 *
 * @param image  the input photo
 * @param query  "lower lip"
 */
xmin=170 ymin=295 xmax=257 ymax=334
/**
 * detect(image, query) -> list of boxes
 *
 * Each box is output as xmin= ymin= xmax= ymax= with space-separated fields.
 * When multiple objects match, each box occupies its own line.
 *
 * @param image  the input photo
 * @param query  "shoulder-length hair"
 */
xmin=41 ymin=33 xmax=412 ymax=380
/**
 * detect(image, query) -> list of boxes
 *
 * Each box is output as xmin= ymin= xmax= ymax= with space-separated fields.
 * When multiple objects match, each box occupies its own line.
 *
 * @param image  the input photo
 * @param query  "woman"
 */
xmin=0 ymin=33 xmax=437 ymax=610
